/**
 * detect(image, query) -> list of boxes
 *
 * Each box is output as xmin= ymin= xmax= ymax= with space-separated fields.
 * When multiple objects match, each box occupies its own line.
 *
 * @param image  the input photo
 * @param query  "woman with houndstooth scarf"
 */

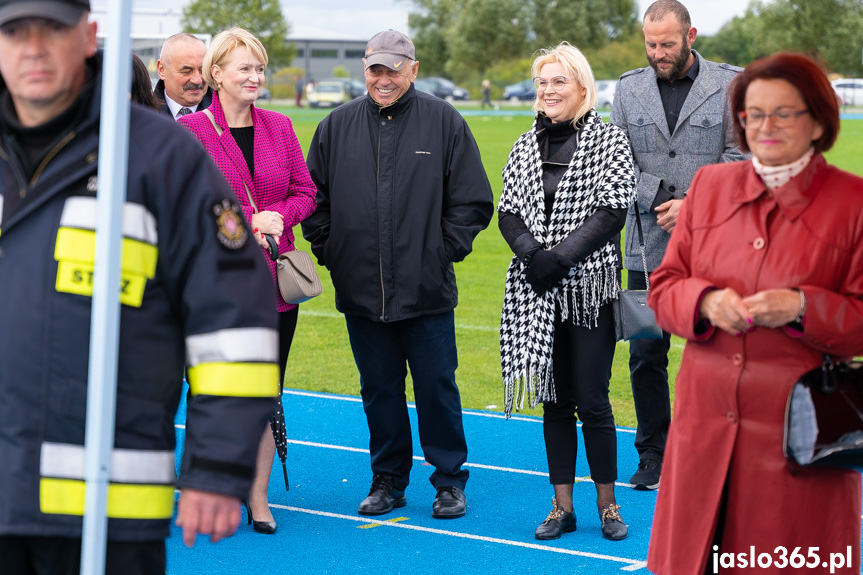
xmin=498 ymin=42 xmax=636 ymax=542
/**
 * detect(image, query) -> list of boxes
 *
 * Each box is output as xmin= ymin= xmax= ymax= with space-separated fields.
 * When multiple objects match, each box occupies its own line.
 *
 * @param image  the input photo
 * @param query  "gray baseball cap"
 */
xmin=364 ymin=29 xmax=415 ymax=71
xmin=0 ymin=0 xmax=90 ymax=27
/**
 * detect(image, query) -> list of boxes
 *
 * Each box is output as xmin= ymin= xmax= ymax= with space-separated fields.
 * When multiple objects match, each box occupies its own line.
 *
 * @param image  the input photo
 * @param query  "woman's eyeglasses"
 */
xmin=737 ymin=108 xmax=810 ymax=129
xmin=532 ymin=76 xmax=569 ymax=90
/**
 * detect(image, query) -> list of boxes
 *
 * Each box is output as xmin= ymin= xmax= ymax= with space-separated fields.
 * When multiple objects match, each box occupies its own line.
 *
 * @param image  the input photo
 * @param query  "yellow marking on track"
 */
xmin=358 ymin=516 xmax=409 ymax=529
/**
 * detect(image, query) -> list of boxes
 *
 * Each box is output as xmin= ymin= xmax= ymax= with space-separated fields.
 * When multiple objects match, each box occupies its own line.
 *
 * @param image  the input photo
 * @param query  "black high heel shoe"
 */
xmin=244 ymin=501 xmax=277 ymax=534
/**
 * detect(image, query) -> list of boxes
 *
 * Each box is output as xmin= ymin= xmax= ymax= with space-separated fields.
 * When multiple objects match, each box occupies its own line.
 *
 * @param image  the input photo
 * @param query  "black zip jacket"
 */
xmin=303 ymin=84 xmax=493 ymax=322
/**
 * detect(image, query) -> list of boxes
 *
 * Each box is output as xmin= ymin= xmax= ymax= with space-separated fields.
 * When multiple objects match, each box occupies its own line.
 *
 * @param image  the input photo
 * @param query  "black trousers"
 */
xmin=278 ymin=307 xmax=299 ymax=384
xmin=543 ymin=302 xmax=618 ymax=485
xmin=344 ymin=311 xmax=469 ymax=492
xmin=627 ymin=270 xmax=672 ymax=462
xmin=0 ymin=536 xmax=165 ymax=575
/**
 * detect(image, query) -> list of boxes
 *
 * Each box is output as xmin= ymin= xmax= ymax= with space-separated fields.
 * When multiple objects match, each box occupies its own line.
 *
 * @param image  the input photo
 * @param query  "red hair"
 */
xmin=729 ymin=52 xmax=839 ymax=153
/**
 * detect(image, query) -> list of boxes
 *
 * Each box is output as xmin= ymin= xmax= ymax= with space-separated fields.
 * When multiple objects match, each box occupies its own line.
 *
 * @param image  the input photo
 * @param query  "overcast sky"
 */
xmin=100 ymin=0 xmax=754 ymax=41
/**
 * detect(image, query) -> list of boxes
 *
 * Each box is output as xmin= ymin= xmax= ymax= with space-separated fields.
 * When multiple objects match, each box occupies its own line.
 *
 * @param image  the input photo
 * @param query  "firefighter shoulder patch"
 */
xmin=213 ymin=199 xmax=248 ymax=250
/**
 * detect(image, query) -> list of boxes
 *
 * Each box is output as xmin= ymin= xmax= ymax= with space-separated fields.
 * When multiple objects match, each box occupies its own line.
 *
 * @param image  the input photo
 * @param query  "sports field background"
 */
xmin=259 ymin=101 xmax=863 ymax=427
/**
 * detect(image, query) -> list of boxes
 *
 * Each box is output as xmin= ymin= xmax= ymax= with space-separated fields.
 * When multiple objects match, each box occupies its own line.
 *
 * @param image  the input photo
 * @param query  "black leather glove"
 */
xmin=524 ymin=249 xmax=573 ymax=294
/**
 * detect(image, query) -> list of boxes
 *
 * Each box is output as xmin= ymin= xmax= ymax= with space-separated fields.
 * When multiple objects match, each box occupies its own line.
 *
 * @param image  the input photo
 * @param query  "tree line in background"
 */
xmin=180 ymin=0 xmax=863 ymax=99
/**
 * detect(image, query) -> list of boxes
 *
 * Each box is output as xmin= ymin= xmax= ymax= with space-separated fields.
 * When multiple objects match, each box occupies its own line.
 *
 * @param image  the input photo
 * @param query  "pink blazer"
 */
xmin=180 ymin=92 xmax=317 ymax=311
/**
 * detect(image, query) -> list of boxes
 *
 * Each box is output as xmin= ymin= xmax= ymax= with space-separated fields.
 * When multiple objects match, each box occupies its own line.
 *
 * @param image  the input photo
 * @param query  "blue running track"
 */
xmin=167 ymin=388 xmax=862 ymax=574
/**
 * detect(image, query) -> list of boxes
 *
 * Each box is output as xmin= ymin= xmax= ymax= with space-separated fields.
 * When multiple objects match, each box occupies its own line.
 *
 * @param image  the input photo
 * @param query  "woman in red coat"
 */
xmin=647 ymin=52 xmax=863 ymax=574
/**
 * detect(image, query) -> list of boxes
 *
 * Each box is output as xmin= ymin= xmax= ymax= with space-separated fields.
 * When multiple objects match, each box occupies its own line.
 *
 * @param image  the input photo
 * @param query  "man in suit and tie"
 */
xmin=153 ymin=33 xmax=213 ymax=120
xmin=610 ymin=0 xmax=745 ymax=491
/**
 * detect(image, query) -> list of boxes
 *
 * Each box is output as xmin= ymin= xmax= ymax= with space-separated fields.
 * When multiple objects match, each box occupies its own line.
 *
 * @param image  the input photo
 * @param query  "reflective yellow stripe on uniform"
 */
xmin=40 ymin=479 xmax=175 ymax=519
xmin=39 ymin=443 xmax=175 ymax=519
xmin=54 ymin=197 xmax=158 ymax=308
xmin=186 ymin=328 xmax=279 ymax=397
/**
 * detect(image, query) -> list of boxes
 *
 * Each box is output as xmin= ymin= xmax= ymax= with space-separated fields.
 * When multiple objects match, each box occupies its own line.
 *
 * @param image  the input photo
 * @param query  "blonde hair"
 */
xmin=530 ymin=42 xmax=596 ymax=124
xmin=203 ymin=27 xmax=268 ymax=90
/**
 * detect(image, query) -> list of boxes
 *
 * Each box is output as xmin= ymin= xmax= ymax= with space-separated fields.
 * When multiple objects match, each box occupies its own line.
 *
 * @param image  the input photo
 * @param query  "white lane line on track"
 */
xmin=271 ymin=503 xmax=647 ymax=571
xmin=283 ymin=389 xmax=638 ymax=434
xmin=284 ymin=439 xmax=634 ymax=489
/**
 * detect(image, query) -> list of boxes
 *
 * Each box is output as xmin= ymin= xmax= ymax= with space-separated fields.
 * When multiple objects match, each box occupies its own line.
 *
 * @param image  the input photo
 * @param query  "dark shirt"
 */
xmin=230 ymin=125 xmax=255 ymax=177
xmin=657 ymin=55 xmax=699 ymax=135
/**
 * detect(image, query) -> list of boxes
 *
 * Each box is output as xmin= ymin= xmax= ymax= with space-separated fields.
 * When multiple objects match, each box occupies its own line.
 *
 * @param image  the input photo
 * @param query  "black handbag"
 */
xmin=613 ymin=206 xmax=663 ymax=341
xmin=783 ymin=356 xmax=863 ymax=473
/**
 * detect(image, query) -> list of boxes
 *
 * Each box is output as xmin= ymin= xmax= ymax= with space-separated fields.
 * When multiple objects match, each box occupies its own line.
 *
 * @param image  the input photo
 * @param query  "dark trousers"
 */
xmin=543 ymin=302 xmax=618 ymax=485
xmin=344 ymin=311 xmax=469 ymax=492
xmin=278 ymin=307 xmax=299 ymax=384
xmin=0 ymin=536 xmax=165 ymax=575
xmin=627 ymin=270 xmax=672 ymax=462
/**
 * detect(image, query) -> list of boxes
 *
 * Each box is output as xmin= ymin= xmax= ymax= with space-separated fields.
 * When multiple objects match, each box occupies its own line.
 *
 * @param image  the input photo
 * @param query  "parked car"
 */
xmin=595 ymin=79 xmax=617 ymax=109
xmin=503 ymin=79 xmax=536 ymax=102
xmin=258 ymin=87 xmax=272 ymax=100
xmin=323 ymin=78 xmax=366 ymax=100
xmin=414 ymin=77 xmax=469 ymax=101
xmin=308 ymin=81 xmax=350 ymax=108
xmin=832 ymin=78 xmax=863 ymax=106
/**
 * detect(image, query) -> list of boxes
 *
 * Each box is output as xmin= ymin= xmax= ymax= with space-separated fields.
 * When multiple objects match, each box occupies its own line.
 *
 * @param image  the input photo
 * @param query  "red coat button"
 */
xmin=753 ymin=237 xmax=765 ymax=250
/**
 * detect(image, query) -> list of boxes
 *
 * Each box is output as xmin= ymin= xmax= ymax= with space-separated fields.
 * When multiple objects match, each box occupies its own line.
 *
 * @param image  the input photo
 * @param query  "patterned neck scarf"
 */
xmin=753 ymin=147 xmax=814 ymax=190
xmin=497 ymin=110 xmax=635 ymax=415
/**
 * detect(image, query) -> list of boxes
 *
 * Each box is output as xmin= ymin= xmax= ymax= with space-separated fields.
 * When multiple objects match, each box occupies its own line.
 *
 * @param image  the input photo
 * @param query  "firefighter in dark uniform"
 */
xmin=0 ymin=1 xmax=280 ymax=573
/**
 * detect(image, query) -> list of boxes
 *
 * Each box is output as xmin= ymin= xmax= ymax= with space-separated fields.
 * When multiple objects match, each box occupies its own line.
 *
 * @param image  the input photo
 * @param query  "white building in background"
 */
xmin=90 ymin=6 xmax=367 ymax=84
xmin=288 ymin=24 xmax=366 ymax=82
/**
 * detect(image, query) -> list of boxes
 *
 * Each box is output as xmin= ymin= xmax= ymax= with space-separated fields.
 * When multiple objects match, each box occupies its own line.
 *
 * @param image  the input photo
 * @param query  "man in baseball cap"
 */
xmin=361 ymin=29 xmax=419 ymax=108
xmin=304 ymin=27 xmax=493 ymax=523
xmin=0 ymin=0 xmax=90 ymax=27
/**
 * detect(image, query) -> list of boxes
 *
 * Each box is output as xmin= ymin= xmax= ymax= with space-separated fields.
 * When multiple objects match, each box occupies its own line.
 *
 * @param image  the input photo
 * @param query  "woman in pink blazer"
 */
xmin=179 ymin=27 xmax=316 ymax=535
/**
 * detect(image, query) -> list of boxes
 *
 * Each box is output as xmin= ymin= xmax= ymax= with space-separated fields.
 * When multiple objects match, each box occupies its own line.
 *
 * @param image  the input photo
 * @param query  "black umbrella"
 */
xmin=270 ymin=398 xmax=289 ymax=492
xmin=264 ymin=233 xmax=289 ymax=492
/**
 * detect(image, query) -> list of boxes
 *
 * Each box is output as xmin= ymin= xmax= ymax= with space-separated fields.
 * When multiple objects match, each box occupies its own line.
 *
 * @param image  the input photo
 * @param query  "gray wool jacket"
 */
xmin=610 ymin=50 xmax=746 ymax=272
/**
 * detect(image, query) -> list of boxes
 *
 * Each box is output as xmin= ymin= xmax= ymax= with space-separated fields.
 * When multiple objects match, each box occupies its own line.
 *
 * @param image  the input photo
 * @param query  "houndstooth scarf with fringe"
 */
xmin=498 ymin=110 xmax=635 ymax=416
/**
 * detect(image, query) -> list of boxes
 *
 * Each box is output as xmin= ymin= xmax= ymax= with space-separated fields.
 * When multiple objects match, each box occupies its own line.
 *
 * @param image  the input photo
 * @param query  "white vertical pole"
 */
xmin=81 ymin=0 xmax=133 ymax=574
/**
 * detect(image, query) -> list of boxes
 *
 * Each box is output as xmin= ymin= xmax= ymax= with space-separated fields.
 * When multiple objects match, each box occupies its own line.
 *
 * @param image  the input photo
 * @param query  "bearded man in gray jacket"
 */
xmin=610 ymin=0 xmax=745 ymax=491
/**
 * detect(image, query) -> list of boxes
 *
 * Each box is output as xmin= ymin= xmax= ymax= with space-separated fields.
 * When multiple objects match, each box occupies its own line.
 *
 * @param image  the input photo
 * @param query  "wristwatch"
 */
xmin=793 ymin=289 xmax=806 ymax=324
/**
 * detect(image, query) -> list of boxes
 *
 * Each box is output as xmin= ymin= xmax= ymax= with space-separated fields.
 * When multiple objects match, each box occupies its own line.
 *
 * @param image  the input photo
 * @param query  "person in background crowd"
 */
xmin=294 ymin=74 xmax=304 ymax=108
xmin=302 ymin=29 xmax=493 ymax=521
xmin=131 ymin=53 xmax=159 ymax=110
xmin=481 ymin=79 xmax=492 ymax=109
xmin=179 ymin=27 xmax=317 ymax=535
xmin=609 ymin=0 xmax=744 ymax=490
xmin=498 ymin=42 xmax=634 ymax=542
xmin=154 ymin=32 xmax=213 ymax=120
xmin=646 ymin=51 xmax=863 ymax=575
xmin=0 ymin=1 xmax=280 ymax=573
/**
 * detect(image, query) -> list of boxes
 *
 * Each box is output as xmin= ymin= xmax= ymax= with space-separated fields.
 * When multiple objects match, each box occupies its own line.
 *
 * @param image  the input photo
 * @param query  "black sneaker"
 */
xmin=629 ymin=459 xmax=661 ymax=490
xmin=534 ymin=498 xmax=576 ymax=540
xmin=358 ymin=474 xmax=406 ymax=516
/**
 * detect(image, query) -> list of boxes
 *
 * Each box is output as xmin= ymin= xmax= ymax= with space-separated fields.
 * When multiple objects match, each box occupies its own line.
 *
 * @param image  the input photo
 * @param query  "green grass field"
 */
xmin=263 ymin=102 xmax=863 ymax=427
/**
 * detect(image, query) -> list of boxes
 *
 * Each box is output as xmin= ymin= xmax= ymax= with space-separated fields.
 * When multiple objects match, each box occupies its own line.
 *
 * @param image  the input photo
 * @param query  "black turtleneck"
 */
xmin=537 ymin=115 xmax=580 ymax=221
